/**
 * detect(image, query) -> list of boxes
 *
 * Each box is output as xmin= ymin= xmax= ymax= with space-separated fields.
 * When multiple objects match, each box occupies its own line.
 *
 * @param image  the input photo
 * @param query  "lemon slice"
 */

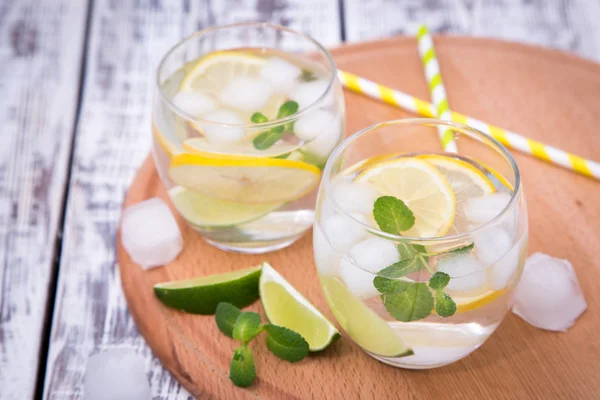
xmin=357 ymin=158 xmax=455 ymax=237
xmin=320 ymin=276 xmax=413 ymax=357
xmin=452 ymin=289 xmax=506 ymax=313
xmin=169 ymin=153 xmax=320 ymax=204
xmin=183 ymin=137 xmax=301 ymax=158
xmin=179 ymin=51 xmax=284 ymax=119
xmin=168 ymin=187 xmax=281 ymax=228
xmin=260 ymin=263 xmax=340 ymax=351
xmin=154 ymin=264 xmax=262 ymax=315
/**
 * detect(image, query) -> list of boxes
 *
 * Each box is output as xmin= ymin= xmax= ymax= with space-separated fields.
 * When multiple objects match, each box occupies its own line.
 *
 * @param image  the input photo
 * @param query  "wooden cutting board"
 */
xmin=117 ymin=36 xmax=600 ymax=399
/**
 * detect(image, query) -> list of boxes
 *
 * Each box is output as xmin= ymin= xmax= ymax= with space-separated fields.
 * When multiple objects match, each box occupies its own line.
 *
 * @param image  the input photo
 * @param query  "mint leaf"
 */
xmin=232 ymin=312 xmax=262 ymax=344
xmin=397 ymin=243 xmax=428 ymax=262
xmin=230 ymin=346 xmax=256 ymax=387
xmin=428 ymin=272 xmax=450 ymax=290
xmin=263 ymin=324 xmax=309 ymax=362
xmin=435 ymin=291 xmax=457 ymax=317
xmin=251 ymin=112 xmax=268 ymax=124
xmin=253 ymin=130 xmax=283 ymax=150
xmin=448 ymin=243 xmax=474 ymax=254
xmin=277 ymin=101 xmax=299 ymax=119
xmin=301 ymin=69 xmax=318 ymax=82
xmin=373 ymin=258 xmax=427 ymax=293
xmin=373 ymin=196 xmax=415 ymax=234
xmin=382 ymin=283 xmax=434 ymax=322
xmin=215 ymin=302 xmax=241 ymax=338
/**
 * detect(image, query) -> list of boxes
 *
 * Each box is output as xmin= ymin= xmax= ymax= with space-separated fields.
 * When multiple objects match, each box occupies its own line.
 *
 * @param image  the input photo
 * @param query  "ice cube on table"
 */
xmin=331 ymin=179 xmax=380 ymax=215
xmin=437 ymin=253 xmax=487 ymax=293
xmin=218 ymin=77 xmax=273 ymax=111
xmin=84 ymin=348 xmax=151 ymax=400
xmin=313 ymin=224 xmax=340 ymax=276
xmin=512 ymin=253 xmax=587 ymax=332
xmin=121 ymin=198 xmax=183 ymax=269
xmin=260 ymin=57 xmax=302 ymax=94
xmin=321 ymin=212 xmax=368 ymax=253
xmin=200 ymin=109 xmax=245 ymax=144
xmin=291 ymin=79 xmax=333 ymax=110
xmin=171 ymin=91 xmax=217 ymax=116
xmin=300 ymin=113 xmax=342 ymax=160
xmin=464 ymin=192 xmax=512 ymax=226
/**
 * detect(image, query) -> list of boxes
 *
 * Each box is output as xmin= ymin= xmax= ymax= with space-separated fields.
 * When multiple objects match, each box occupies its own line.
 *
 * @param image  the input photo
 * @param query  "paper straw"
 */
xmin=416 ymin=25 xmax=457 ymax=153
xmin=337 ymin=70 xmax=600 ymax=180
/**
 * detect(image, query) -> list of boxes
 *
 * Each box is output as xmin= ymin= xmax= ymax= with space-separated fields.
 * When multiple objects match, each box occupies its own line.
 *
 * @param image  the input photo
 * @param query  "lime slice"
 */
xmin=320 ymin=276 xmax=413 ymax=357
xmin=169 ymin=153 xmax=321 ymax=204
xmin=259 ymin=263 xmax=340 ymax=351
xmin=357 ymin=157 xmax=455 ymax=237
xmin=168 ymin=187 xmax=281 ymax=228
xmin=154 ymin=264 xmax=262 ymax=314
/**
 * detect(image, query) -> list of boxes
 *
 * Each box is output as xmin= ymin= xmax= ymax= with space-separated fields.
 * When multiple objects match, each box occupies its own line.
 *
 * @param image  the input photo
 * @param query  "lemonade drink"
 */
xmin=314 ymin=120 xmax=528 ymax=369
xmin=153 ymin=24 xmax=344 ymax=253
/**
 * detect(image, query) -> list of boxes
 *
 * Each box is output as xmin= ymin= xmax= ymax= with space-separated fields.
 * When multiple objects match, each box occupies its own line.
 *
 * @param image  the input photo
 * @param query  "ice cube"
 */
xmin=218 ymin=77 xmax=273 ymax=111
xmin=331 ymin=179 xmax=380 ymax=215
xmin=490 ymin=233 xmax=526 ymax=290
xmin=464 ymin=192 xmax=512 ymax=226
xmin=474 ymin=227 xmax=513 ymax=266
xmin=512 ymin=253 xmax=587 ymax=332
xmin=200 ymin=109 xmax=245 ymax=144
xmin=436 ymin=253 xmax=487 ymax=293
xmin=294 ymin=109 xmax=333 ymax=141
xmin=313 ymin=224 xmax=340 ymax=276
xmin=321 ymin=212 xmax=368 ymax=253
xmin=300 ymin=113 xmax=342 ymax=160
xmin=291 ymin=79 xmax=333 ymax=110
xmin=84 ymin=348 xmax=151 ymax=400
xmin=260 ymin=57 xmax=302 ymax=94
xmin=348 ymin=236 xmax=399 ymax=273
xmin=171 ymin=91 xmax=217 ymax=116
xmin=339 ymin=259 xmax=380 ymax=299
xmin=121 ymin=198 xmax=183 ymax=269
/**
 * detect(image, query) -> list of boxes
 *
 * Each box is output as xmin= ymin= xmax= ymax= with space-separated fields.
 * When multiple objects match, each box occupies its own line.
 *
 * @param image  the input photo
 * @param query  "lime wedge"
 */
xmin=154 ymin=264 xmax=262 ymax=314
xmin=320 ymin=276 xmax=413 ymax=357
xmin=259 ymin=263 xmax=340 ymax=351
xmin=168 ymin=187 xmax=281 ymax=228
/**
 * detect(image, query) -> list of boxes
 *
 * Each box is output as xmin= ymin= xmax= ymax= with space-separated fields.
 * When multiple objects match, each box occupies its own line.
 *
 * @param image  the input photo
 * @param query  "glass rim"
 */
xmin=155 ymin=22 xmax=338 ymax=129
xmin=322 ymin=118 xmax=522 ymax=244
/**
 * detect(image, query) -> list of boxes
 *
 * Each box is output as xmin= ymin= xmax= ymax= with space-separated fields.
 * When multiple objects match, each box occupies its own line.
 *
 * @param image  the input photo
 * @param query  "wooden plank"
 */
xmin=0 ymin=1 xmax=88 ymax=398
xmin=42 ymin=1 xmax=341 ymax=398
xmin=344 ymin=0 xmax=600 ymax=61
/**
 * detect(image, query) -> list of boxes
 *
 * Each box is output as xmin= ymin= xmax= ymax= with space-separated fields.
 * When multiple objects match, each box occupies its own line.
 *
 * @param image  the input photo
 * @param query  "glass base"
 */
xmin=366 ymin=344 xmax=479 ymax=369
xmin=203 ymin=235 xmax=303 ymax=254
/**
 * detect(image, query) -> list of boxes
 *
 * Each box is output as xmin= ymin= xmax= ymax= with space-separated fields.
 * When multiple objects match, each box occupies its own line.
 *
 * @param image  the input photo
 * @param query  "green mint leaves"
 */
xmin=301 ymin=69 xmax=318 ymax=82
xmin=373 ymin=196 xmax=415 ymax=234
xmin=215 ymin=302 xmax=309 ymax=387
xmin=252 ymin=101 xmax=299 ymax=150
xmin=371 ymin=196 xmax=469 ymax=322
xmin=263 ymin=324 xmax=309 ymax=362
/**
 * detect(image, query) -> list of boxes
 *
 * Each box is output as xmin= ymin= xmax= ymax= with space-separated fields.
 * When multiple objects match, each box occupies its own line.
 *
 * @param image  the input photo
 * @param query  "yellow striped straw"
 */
xmin=337 ymin=70 xmax=600 ymax=180
xmin=417 ymin=25 xmax=457 ymax=153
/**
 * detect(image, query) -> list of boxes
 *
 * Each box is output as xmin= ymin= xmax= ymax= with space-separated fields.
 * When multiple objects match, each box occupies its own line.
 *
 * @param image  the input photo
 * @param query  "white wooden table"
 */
xmin=2 ymin=1 xmax=600 ymax=398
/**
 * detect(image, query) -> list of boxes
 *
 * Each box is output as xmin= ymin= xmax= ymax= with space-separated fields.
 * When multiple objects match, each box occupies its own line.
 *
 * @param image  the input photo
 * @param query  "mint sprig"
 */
xmin=251 ymin=101 xmax=299 ymax=150
xmin=370 ymin=196 xmax=469 ymax=321
xmin=215 ymin=302 xmax=309 ymax=387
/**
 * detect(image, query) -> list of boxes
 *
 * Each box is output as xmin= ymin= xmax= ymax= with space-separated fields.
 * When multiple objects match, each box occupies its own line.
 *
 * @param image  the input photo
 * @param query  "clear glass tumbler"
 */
xmin=153 ymin=23 xmax=344 ymax=253
xmin=314 ymin=119 xmax=528 ymax=369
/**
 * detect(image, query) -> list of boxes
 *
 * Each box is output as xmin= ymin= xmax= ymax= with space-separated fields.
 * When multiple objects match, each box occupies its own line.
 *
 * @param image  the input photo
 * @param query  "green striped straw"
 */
xmin=417 ymin=25 xmax=458 ymax=153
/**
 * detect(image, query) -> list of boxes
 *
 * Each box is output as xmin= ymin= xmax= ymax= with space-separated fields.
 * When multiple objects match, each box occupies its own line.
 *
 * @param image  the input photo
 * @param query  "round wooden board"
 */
xmin=118 ymin=37 xmax=600 ymax=399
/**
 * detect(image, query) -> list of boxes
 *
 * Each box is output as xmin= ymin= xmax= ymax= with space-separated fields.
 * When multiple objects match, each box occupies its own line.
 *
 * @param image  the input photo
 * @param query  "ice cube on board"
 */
xmin=331 ymin=179 xmax=380 ymax=215
xmin=321 ymin=212 xmax=368 ymax=253
xmin=512 ymin=253 xmax=587 ymax=332
xmin=436 ymin=253 xmax=487 ymax=293
xmin=121 ymin=198 xmax=182 ymax=269
xmin=218 ymin=77 xmax=273 ymax=111
xmin=260 ymin=57 xmax=302 ymax=94
xmin=171 ymin=91 xmax=217 ymax=116
xmin=200 ymin=109 xmax=246 ymax=144
xmin=84 ymin=348 xmax=151 ymax=400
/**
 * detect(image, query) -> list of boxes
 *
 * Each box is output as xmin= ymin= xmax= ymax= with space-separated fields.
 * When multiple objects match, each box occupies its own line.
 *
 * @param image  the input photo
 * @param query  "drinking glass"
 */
xmin=314 ymin=119 xmax=528 ymax=369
